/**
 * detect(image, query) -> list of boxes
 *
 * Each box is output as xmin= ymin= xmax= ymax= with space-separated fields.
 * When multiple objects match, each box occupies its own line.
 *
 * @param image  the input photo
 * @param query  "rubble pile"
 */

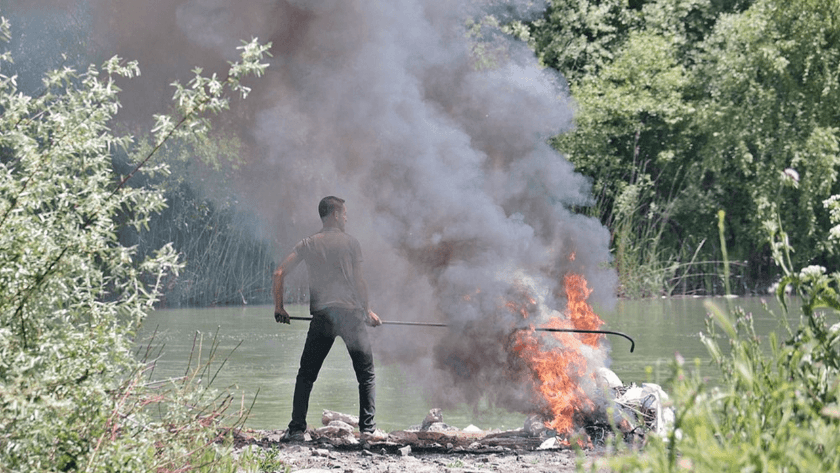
xmin=233 ymin=369 xmax=674 ymax=456
xmin=225 ymin=369 xmax=673 ymax=472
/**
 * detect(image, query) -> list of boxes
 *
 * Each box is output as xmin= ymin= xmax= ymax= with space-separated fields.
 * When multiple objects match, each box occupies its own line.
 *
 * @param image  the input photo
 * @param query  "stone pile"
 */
xmin=229 ymin=367 xmax=675 ymax=473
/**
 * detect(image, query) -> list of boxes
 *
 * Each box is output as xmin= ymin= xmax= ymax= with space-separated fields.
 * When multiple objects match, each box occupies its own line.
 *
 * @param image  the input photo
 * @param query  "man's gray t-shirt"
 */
xmin=293 ymin=227 xmax=364 ymax=313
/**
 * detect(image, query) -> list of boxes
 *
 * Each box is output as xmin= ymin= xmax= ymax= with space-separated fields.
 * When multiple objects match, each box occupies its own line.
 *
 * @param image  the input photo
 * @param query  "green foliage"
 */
xmin=587 ymin=198 xmax=840 ymax=472
xmin=237 ymin=445 xmax=291 ymax=473
xmin=112 ymin=127 xmax=275 ymax=307
xmin=695 ymin=0 xmax=840 ymax=271
xmin=447 ymin=459 xmax=466 ymax=468
xmin=523 ymin=0 xmax=644 ymax=82
xmin=524 ymin=0 xmax=840 ymax=295
xmin=0 ymin=11 xmax=270 ymax=471
xmin=610 ymin=175 xmax=687 ymax=297
xmin=535 ymin=2 xmax=715 ymax=296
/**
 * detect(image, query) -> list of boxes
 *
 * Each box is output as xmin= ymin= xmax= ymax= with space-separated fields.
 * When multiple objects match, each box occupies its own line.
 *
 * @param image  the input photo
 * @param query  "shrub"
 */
xmin=0 ymin=13 xmax=269 ymax=471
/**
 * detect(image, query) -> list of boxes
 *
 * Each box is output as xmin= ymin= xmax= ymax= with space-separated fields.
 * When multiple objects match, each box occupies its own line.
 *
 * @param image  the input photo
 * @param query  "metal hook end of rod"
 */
xmin=534 ymin=328 xmax=636 ymax=353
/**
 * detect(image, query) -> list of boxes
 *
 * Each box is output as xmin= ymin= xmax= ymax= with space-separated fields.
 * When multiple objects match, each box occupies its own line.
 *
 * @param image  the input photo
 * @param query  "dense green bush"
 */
xmin=0 ymin=12 xmax=271 ymax=471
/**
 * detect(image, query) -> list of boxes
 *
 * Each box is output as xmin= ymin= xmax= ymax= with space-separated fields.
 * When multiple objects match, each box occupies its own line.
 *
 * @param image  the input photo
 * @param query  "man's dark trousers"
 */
xmin=288 ymin=307 xmax=376 ymax=433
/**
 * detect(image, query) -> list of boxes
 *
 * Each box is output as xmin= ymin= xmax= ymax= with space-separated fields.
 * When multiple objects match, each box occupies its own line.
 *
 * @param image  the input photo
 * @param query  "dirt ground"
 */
xmin=232 ymin=428 xmax=610 ymax=473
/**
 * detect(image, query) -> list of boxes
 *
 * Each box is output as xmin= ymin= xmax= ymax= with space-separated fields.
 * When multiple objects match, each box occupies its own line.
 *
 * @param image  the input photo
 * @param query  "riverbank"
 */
xmin=231 ymin=428 xmax=607 ymax=472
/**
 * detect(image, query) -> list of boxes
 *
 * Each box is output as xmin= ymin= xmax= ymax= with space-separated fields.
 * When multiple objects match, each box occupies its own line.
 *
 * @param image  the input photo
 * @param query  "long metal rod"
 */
xmin=287 ymin=316 xmax=635 ymax=353
xmin=289 ymin=316 xmax=447 ymax=327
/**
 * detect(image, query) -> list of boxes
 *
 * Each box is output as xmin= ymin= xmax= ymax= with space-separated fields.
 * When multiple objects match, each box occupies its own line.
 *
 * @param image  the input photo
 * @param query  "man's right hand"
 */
xmin=275 ymin=308 xmax=291 ymax=324
xmin=366 ymin=310 xmax=382 ymax=327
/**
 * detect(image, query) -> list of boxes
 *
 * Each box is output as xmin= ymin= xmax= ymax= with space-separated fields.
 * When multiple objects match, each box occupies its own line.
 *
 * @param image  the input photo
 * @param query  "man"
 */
xmin=273 ymin=196 xmax=381 ymax=441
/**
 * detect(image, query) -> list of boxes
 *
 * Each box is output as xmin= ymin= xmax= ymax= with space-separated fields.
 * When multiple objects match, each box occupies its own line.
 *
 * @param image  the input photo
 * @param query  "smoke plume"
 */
xmin=5 ymin=0 xmax=617 ymax=419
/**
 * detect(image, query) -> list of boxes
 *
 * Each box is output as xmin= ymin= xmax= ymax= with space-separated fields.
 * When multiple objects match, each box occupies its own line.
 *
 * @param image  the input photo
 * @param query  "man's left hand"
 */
xmin=366 ymin=310 xmax=382 ymax=327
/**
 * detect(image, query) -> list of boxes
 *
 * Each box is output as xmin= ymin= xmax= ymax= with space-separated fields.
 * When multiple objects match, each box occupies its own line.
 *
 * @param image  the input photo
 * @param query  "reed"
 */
xmin=718 ymin=210 xmax=731 ymax=296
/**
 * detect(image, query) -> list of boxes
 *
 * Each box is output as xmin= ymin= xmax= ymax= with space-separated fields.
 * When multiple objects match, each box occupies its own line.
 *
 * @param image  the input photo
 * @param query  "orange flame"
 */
xmin=511 ymin=273 xmax=605 ymax=434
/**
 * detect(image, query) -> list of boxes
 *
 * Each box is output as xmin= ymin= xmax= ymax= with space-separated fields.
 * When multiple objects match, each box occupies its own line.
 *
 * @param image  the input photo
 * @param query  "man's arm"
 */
xmin=353 ymin=263 xmax=381 ymax=327
xmin=273 ymin=251 xmax=302 ymax=324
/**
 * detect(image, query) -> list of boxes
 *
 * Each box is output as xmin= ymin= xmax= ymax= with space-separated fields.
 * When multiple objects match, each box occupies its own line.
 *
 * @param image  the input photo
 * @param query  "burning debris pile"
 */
xmin=413 ymin=269 xmax=634 ymax=443
xmin=509 ymin=272 xmax=610 ymax=436
xmin=580 ymin=368 xmax=676 ymax=444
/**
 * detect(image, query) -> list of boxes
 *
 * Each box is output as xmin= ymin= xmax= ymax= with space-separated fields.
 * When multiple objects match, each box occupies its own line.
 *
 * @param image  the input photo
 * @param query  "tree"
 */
xmin=517 ymin=0 xmax=643 ymax=83
xmin=524 ymin=0 xmax=840 ymax=295
xmin=694 ymin=0 xmax=840 ymax=272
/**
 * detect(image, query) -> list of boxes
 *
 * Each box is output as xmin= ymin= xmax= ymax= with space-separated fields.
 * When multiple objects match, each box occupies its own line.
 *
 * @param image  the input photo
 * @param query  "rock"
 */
xmin=233 ymin=427 xmax=595 ymax=472
xmin=424 ymin=421 xmax=457 ymax=432
xmin=360 ymin=428 xmax=389 ymax=443
xmin=321 ymin=409 xmax=359 ymax=427
xmin=389 ymin=431 xmax=419 ymax=444
xmin=537 ymin=437 xmax=557 ymax=450
xmin=463 ymin=424 xmax=482 ymax=433
xmin=420 ymin=408 xmax=443 ymax=430
xmin=523 ymin=414 xmax=549 ymax=437
xmin=597 ymin=367 xmax=623 ymax=388
xmin=315 ymin=420 xmax=354 ymax=438
xmin=328 ymin=435 xmax=359 ymax=447
xmin=330 ymin=420 xmax=355 ymax=431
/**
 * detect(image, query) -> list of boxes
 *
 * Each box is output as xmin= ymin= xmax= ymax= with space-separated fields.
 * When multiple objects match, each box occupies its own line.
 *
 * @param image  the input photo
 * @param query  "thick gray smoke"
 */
xmin=5 ymin=0 xmax=617 ymax=422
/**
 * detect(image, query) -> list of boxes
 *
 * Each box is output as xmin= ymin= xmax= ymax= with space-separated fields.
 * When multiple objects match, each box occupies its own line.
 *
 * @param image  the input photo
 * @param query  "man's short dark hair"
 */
xmin=319 ymin=196 xmax=345 ymax=219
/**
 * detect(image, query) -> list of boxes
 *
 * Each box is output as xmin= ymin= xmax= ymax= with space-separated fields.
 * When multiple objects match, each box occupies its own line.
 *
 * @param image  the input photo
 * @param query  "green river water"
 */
xmin=136 ymin=296 xmax=793 ymax=432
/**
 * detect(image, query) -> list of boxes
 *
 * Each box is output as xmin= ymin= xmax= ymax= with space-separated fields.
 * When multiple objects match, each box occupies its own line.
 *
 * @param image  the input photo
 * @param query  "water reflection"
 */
xmin=137 ymin=297 xmax=793 ymax=431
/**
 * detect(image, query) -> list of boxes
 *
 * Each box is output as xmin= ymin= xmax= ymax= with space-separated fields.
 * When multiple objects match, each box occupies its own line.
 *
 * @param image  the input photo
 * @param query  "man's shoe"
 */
xmin=281 ymin=429 xmax=306 ymax=442
xmin=360 ymin=428 xmax=388 ymax=442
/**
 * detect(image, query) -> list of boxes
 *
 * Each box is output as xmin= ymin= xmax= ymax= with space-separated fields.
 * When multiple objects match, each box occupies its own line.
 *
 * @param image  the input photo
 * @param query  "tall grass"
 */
xmin=124 ymin=181 xmax=277 ymax=307
xmin=589 ymin=295 xmax=840 ymax=472
xmin=604 ymin=174 xmax=716 ymax=298
xmin=718 ymin=210 xmax=731 ymax=296
xmin=584 ymin=169 xmax=759 ymax=298
xmin=584 ymin=208 xmax=840 ymax=472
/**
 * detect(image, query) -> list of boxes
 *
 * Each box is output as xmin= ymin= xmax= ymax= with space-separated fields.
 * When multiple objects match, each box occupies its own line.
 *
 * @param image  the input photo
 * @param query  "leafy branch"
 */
xmin=7 ymin=40 xmax=270 ymax=348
